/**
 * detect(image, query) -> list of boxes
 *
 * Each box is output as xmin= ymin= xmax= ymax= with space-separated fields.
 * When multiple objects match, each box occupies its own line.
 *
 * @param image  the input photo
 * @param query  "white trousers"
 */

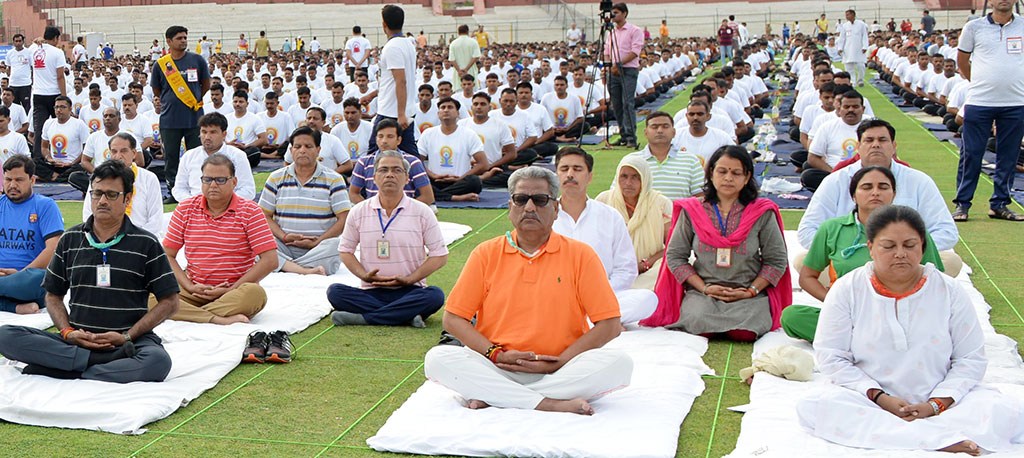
xmin=424 ymin=345 xmax=633 ymax=410
xmin=616 ymin=289 xmax=658 ymax=325
xmin=846 ymin=62 xmax=866 ymax=86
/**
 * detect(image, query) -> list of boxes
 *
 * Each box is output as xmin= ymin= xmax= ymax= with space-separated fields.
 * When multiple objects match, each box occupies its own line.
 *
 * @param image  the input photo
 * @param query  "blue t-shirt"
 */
xmin=149 ymin=51 xmax=211 ymax=129
xmin=0 ymin=193 xmax=64 ymax=270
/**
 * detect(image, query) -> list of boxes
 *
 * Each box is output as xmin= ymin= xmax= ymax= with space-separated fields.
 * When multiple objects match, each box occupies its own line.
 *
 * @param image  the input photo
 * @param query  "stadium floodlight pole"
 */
xmin=580 ymin=1 xmax=619 ymax=150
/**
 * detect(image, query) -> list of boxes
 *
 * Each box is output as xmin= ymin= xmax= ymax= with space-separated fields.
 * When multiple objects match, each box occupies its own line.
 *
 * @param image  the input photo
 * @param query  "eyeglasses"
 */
xmin=89 ymin=190 xmax=126 ymax=200
xmin=510 ymin=193 xmax=555 ymax=207
xmin=201 ymin=176 xmax=233 ymax=184
xmin=374 ymin=166 xmax=407 ymax=175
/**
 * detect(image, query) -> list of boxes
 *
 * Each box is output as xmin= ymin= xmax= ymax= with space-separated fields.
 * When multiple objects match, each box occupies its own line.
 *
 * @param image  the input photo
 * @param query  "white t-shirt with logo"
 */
xmin=540 ymin=92 xmax=583 ymax=129
xmin=345 ymin=36 xmax=372 ymax=68
xmin=377 ymin=35 xmax=417 ymax=119
xmin=672 ymin=127 xmax=735 ymax=163
xmin=415 ymin=102 xmax=440 ymax=140
xmin=3 ymin=103 xmax=28 ymax=132
xmin=83 ymin=130 xmax=120 ymax=167
xmin=343 ymin=86 xmax=377 ymax=118
xmin=490 ymin=108 xmax=540 ymax=148
xmin=0 ymin=131 xmax=30 ymax=164
xmin=228 ymin=112 xmax=267 ymax=145
xmin=120 ymin=114 xmax=147 ymax=145
xmin=329 ymin=120 xmax=373 ymax=161
xmin=459 ymin=116 xmax=514 ymax=163
xmin=257 ymin=110 xmax=295 ymax=146
xmin=284 ymin=130 xmax=351 ymax=171
xmin=320 ymin=98 xmax=348 ymax=127
xmin=77 ymin=102 xmax=111 ymax=133
xmin=808 ymin=117 xmax=861 ymax=168
xmin=418 ymin=125 xmax=484 ymax=176
xmin=4 ymin=47 xmax=33 ymax=87
xmin=42 ymin=117 xmax=90 ymax=164
xmin=27 ymin=43 xmax=67 ymax=96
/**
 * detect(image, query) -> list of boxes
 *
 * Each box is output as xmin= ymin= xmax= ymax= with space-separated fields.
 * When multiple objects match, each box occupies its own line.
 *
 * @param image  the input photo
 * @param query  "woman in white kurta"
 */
xmin=797 ymin=205 xmax=1024 ymax=455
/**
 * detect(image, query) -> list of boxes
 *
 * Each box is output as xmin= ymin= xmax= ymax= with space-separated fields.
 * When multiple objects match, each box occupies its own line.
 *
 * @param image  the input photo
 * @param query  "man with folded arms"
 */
xmin=260 ymin=127 xmax=351 ymax=276
xmin=0 ymin=160 xmax=179 ymax=382
xmin=425 ymin=166 xmax=632 ymax=415
xmin=328 ymin=150 xmax=447 ymax=328
xmin=159 ymin=153 xmax=277 ymax=325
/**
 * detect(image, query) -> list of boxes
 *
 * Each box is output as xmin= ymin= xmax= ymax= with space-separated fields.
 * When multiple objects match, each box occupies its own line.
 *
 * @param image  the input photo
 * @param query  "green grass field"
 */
xmin=6 ymin=69 xmax=1024 ymax=458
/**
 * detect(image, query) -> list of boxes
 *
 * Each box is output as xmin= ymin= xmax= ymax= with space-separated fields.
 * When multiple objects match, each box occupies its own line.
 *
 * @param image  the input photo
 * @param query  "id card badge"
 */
xmin=96 ymin=264 xmax=111 ymax=287
xmin=716 ymin=247 xmax=732 ymax=268
xmin=1008 ymin=37 xmax=1023 ymax=55
xmin=376 ymin=239 xmax=390 ymax=259
xmin=186 ymin=68 xmax=199 ymax=82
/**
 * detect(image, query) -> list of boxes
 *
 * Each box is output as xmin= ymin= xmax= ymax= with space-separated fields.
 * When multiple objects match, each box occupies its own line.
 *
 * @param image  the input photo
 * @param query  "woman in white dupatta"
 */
xmin=797 ymin=205 xmax=1024 ymax=455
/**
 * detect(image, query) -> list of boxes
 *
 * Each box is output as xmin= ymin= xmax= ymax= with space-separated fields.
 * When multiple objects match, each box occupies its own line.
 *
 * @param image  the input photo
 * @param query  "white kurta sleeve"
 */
xmin=814 ymin=276 xmax=883 ymax=396
xmin=608 ymin=214 xmax=639 ymax=292
xmin=797 ymin=173 xmax=842 ymax=249
xmin=915 ymin=176 xmax=958 ymax=251
xmin=930 ymin=278 xmax=986 ymax=401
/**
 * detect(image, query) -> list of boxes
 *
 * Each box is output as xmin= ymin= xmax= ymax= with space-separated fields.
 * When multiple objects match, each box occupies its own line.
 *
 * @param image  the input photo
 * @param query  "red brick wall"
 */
xmin=1 ymin=0 xmax=56 ymax=45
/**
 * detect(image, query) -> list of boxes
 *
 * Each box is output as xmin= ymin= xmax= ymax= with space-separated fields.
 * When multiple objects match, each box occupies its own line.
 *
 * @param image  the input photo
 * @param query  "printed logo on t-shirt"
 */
xmin=29 ymin=213 xmax=38 ymax=223
xmin=553 ymin=107 xmax=568 ymax=127
xmin=477 ymin=134 xmax=485 ymax=145
xmin=32 ymin=48 xmax=46 ymax=69
xmin=266 ymin=127 xmax=278 ymax=144
xmin=152 ymin=124 xmax=161 ymax=142
xmin=331 ymin=113 xmax=343 ymax=126
xmin=490 ymin=101 xmax=499 ymax=110
xmin=74 ymin=103 xmax=83 ymax=115
xmin=87 ymin=119 xmax=101 ymax=132
xmin=347 ymin=140 xmax=360 ymax=159
xmin=418 ymin=122 xmax=434 ymax=133
xmin=51 ymin=134 xmax=68 ymax=158
xmin=509 ymin=126 xmax=517 ymax=139
xmin=842 ymin=138 xmax=858 ymax=160
xmin=102 ymin=148 xmax=112 ymax=161
xmin=439 ymin=146 xmax=454 ymax=167
xmin=234 ymin=126 xmax=245 ymax=142
xmin=360 ymin=104 xmax=368 ymax=114
xmin=578 ymin=95 xmax=585 ymax=107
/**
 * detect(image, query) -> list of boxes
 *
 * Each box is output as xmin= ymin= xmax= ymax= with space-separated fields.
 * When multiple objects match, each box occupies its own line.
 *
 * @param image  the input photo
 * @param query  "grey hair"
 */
xmin=373 ymin=150 xmax=410 ymax=173
xmin=508 ymin=166 xmax=559 ymax=197
xmin=108 ymin=131 xmax=137 ymax=150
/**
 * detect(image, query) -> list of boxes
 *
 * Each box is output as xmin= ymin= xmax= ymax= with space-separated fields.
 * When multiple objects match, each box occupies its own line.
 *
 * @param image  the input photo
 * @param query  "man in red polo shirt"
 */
xmin=157 ymin=153 xmax=278 ymax=325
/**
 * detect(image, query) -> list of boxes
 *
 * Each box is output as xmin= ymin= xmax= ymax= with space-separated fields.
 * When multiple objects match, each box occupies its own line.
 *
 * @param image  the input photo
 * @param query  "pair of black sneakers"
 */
xmin=242 ymin=330 xmax=293 ymax=363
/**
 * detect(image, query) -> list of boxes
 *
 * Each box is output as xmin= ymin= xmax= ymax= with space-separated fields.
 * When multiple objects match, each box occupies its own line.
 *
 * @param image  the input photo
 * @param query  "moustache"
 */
xmin=562 ymin=177 xmax=578 ymax=185
xmin=520 ymin=212 xmax=541 ymax=221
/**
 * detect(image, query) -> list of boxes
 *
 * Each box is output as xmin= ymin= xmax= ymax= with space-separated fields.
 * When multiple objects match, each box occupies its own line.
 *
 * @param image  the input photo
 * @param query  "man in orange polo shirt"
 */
xmin=424 ymin=166 xmax=632 ymax=415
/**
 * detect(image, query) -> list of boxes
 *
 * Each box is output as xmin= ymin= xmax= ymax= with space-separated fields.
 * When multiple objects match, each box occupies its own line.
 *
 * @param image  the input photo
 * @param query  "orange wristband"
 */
xmin=60 ymin=327 xmax=76 ymax=339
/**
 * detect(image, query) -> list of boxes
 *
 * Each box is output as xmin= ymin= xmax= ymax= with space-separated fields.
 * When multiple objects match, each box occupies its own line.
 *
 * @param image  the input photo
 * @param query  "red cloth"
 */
xmin=641 ymin=197 xmax=793 ymax=331
xmin=832 ymin=155 xmax=910 ymax=172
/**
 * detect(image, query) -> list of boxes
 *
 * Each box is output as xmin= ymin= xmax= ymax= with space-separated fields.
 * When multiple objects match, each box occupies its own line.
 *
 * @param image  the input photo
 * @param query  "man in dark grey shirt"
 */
xmin=921 ymin=10 xmax=936 ymax=35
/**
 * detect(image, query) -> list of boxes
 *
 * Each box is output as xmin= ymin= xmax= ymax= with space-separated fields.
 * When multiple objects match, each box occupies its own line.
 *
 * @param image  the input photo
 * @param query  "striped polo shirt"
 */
xmin=349 ymin=150 xmax=431 ymax=199
xmin=43 ymin=218 xmax=179 ymax=333
xmin=624 ymin=146 xmax=705 ymax=201
xmin=259 ymin=163 xmax=351 ymax=236
xmin=338 ymin=195 xmax=448 ymax=288
xmin=164 ymin=193 xmax=278 ymax=285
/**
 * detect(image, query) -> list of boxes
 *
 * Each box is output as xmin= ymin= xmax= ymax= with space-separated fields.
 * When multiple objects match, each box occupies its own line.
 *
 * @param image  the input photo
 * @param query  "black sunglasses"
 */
xmin=510 ymin=193 xmax=555 ymax=207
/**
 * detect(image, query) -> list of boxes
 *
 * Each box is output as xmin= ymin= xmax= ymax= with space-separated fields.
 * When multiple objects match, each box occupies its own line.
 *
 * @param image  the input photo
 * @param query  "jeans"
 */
xmin=720 ymin=45 xmax=733 ymax=62
xmin=955 ymin=104 xmax=1024 ymax=210
xmin=0 ymin=268 xmax=47 ymax=312
xmin=608 ymin=67 xmax=639 ymax=143
xmin=159 ymin=126 xmax=201 ymax=190
xmin=327 ymin=284 xmax=445 ymax=326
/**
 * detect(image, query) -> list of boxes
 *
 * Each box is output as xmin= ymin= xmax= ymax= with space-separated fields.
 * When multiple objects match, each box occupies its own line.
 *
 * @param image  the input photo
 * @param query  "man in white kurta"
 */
xmin=551 ymin=148 xmax=657 ymax=326
xmin=837 ymin=9 xmax=870 ymax=87
xmin=797 ymin=262 xmax=1024 ymax=453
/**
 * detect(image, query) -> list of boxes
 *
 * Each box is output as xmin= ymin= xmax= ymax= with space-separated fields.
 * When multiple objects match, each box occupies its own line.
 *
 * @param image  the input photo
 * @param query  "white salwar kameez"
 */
xmin=797 ymin=263 xmax=1024 ymax=452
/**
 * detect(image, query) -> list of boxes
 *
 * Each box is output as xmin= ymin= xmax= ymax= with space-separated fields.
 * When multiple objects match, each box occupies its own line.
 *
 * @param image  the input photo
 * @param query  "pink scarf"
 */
xmin=640 ymin=197 xmax=793 ymax=330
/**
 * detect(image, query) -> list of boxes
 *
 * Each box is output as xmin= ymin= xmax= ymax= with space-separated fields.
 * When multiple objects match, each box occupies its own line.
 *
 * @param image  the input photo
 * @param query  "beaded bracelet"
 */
xmin=485 ymin=344 xmax=504 ymax=363
xmin=59 ymin=327 xmax=76 ymax=340
xmin=928 ymin=397 xmax=948 ymax=415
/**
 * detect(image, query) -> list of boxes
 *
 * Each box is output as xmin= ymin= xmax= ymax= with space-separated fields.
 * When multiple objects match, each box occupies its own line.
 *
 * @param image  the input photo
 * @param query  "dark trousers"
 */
xmin=31 ymin=94 xmax=58 ymax=156
xmin=955 ymin=104 xmax=1024 ymax=210
xmin=431 ymin=175 xmax=482 ymax=201
xmin=608 ymin=67 xmax=639 ymax=143
xmin=924 ymin=103 xmax=944 ymax=116
xmin=242 ymin=145 xmax=262 ymax=167
xmin=0 ymin=268 xmax=46 ymax=312
xmin=327 ymin=284 xmax=445 ymax=326
xmin=159 ymin=126 xmax=201 ymax=189
xmin=366 ymin=114 xmax=417 ymax=157
xmin=33 ymin=158 xmax=82 ymax=183
xmin=737 ymin=126 xmax=755 ymax=144
xmin=790 ymin=150 xmax=831 ymax=191
xmin=0 ymin=326 xmax=171 ymax=383
xmin=10 ymin=85 xmax=31 ymax=111
xmin=559 ymin=121 xmax=591 ymax=140
xmin=531 ymin=141 xmax=560 ymax=157
xmin=482 ymin=149 xmax=540 ymax=187
xmin=69 ymin=170 xmax=90 ymax=193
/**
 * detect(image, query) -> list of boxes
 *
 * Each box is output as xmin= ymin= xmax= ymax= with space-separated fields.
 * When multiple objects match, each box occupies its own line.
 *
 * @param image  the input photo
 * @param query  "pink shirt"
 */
xmin=338 ymin=194 xmax=448 ymax=288
xmin=604 ymin=22 xmax=644 ymax=69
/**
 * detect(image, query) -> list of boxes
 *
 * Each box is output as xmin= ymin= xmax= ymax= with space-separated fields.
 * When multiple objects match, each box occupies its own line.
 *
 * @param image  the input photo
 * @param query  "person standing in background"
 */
xmin=603 ymin=2 xmax=644 ymax=149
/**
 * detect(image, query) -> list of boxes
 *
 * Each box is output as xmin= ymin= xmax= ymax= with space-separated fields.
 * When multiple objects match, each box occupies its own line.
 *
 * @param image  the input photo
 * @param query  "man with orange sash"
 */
xmin=150 ymin=25 xmax=211 ymax=204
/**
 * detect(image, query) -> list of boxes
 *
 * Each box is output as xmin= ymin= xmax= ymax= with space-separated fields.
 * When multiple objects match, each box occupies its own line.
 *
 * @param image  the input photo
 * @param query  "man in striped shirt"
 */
xmin=259 ymin=127 xmax=351 ymax=276
xmin=348 ymin=118 xmax=435 ymax=206
xmin=161 ymin=153 xmax=278 ymax=325
xmin=328 ymin=150 xmax=448 ymax=327
xmin=622 ymin=111 xmax=705 ymax=200
xmin=0 ymin=161 xmax=180 ymax=382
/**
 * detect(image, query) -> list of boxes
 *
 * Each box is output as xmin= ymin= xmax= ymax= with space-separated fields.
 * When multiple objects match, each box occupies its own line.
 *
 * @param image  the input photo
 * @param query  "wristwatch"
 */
xmin=122 ymin=332 xmax=132 ymax=344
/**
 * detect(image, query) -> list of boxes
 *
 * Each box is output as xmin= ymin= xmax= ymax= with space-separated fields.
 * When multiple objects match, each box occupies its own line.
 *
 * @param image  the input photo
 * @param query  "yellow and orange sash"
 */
xmin=157 ymin=53 xmax=203 ymax=111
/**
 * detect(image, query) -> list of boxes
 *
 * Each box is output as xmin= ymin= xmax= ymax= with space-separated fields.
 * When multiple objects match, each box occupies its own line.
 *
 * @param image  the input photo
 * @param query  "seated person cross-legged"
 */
xmin=424 ymin=166 xmax=633 ymax=415
xmin=0 ymin=161 xmax=180 ymax=382
xmin=796 ymin=206 xmax=1024 ymax=456
xmin=155 ymin=153 xmax=278 ymax=325
xmin=781 ymin=167 xmax=946 ymax=342
xmin=418 ymin=97 xmax=487 ymax=202
xmin=259 ymin=127 xmax=351 ymax=276
xmin=595 ymin=154 xmax=672 ymax=290
xmin=0 ymin=155 xmax=64 ymax=314
xmin=327 ymin=150 xmax=448 ymax=328
xmin=641 ymin=146 xmax=792 ymax=342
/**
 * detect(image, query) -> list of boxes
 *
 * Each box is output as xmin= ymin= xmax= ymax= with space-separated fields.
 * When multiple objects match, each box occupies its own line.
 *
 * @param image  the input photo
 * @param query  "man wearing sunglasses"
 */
xmin=160 ymin=153 xmax=277 ymax=325
xmin=0 ymin=160 xmax=180 ymax=383
xmin=551 ymin=147 xmax=657 ymax=326
xmin=426 ymin=166 xmax=632 ymax=416
xmin=171 ymin=112 xmax=256 ymax=203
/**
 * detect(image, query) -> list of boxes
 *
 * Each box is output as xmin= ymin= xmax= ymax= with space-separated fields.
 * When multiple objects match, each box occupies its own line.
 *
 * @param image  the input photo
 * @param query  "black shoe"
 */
xmin=242 ymin=331 xmax=269 ymax=363
xmin=437 ymin=330 xmax=464 ymax=347
xmin=163 ymin=196 xmax=177 ymax=205
xmin=265 ymin=330 xmax=293 ymax=363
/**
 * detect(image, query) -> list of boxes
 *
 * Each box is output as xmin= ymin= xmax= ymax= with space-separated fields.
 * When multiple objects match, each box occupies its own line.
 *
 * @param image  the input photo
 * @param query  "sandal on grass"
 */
xmin=952 ymin=206 xmax=969 ymax=222
xmin=988 ymin=206 xmax=1024 ymax=221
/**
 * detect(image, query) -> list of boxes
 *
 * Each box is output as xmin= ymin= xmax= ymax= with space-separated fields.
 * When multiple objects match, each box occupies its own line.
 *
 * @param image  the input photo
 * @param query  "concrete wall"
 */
xmin=1 ymin=0 xmax=57 ymax=44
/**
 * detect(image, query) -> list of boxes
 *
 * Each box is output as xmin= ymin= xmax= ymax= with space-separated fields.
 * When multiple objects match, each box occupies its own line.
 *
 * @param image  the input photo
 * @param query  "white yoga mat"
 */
xmin=725 ymin=232 xmax=1024 ymax=457
xmin=0 ymin=310 xmax=54 ymax=330
xmin=367 ymin=329 xmax=713 ymax=458
xmin=0 ymin=220 xmax=472 ymax=435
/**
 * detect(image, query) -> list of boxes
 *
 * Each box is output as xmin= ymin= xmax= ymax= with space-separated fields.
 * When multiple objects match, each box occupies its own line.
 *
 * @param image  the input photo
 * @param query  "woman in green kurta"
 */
xmin=781 ymin=166 xmax=945 ymax=342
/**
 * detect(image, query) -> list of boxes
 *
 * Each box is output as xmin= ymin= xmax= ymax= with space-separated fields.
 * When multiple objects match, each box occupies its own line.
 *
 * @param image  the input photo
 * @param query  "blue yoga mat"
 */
xmin=922 ymin=122 xmax=947 ymax=131
xmin=435 ymin=189 xmax=509 ymax=209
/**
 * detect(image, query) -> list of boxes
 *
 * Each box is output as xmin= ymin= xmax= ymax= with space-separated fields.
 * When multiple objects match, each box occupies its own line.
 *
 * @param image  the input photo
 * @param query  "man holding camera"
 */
xmin=602 ymin=2 xmax=644 ymax=149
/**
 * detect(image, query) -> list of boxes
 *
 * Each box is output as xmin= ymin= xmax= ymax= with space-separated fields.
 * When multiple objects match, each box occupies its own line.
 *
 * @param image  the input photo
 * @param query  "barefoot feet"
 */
xmin=536 ymin=397 xmax=594 ymax=415
xmin=211 ymin=314 xmax=250 ymax=325
xmin=466 ymin=399 xmax=490 ymax=410
xmin=15 ymin=302 xmax=40 ymax=314
xmin=939 ymin=440 xmax=980 ymax=456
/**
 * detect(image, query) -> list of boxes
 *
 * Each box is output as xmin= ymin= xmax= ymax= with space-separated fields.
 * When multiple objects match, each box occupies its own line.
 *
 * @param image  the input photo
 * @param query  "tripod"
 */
xmin=576 ymin=14 xmax=618 ymax=149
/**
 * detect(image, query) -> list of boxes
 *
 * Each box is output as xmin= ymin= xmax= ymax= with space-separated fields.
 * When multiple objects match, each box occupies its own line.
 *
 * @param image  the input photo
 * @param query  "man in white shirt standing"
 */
xmin=27 ymin=27 xmax=68 ymax=156
xmin=72 ymin=37 xmax=88 ymax=71
xmin=566 ymin=23 xmax=583 ymax=47
xmin=3 ymin=34 xmax=33 ymax=110
xmin=418 ymin=97 xmax=487 ymax=202
xmin=344 ymin=26 xmax=372 ymax=81
xmin=226 ymin=91 xmax=268 ymax=167
xmin=361 ymin=5 xmax=418 ymax=156
xmin=172 ymin=112 xmax=256 ymax=202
